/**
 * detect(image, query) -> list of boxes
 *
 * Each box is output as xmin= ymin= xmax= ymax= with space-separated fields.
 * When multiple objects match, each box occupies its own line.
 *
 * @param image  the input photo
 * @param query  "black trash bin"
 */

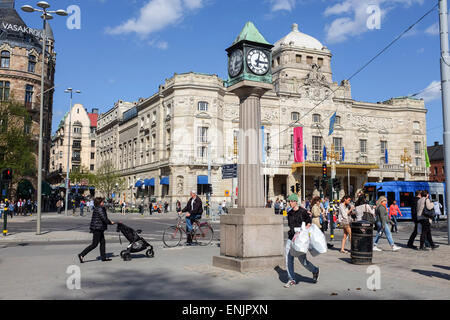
xmin=351 ymin=220 xmax=374 ymax=265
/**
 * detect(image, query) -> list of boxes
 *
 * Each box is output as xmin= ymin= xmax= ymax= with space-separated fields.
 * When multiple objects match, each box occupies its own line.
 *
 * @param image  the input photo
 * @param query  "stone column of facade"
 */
xmin=213 ymin=81 xmax=284 ymax=272
xmin=268 ymin=175 xmax=275 ymax=201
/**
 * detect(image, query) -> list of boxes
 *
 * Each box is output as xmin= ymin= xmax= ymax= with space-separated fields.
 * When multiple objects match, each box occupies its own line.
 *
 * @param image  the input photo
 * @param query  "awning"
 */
xmin=197 ymin=175 xmax=209 ymax=185
xmin=145 ymin=178 xmax=155 ymax=187
xmin=160 ymin=177 xmax=169 ymax=185
xmin=135 ymin=180 xmax=144 ymax=188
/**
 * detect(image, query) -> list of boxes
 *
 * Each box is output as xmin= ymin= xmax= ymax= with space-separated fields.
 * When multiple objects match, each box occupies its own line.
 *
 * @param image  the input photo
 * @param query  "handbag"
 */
xmin=422 ymin=207 xmax=436 ymax=219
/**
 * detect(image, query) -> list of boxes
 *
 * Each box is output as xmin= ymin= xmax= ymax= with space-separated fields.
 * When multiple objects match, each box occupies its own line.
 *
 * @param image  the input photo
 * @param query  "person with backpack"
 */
xmin=284 ymin=193 xmax=319 ymax=288
xmin=373 ymin=196 xmax=401 ymax=252
xmin=416 ymin=190 xmax=439 ymax=251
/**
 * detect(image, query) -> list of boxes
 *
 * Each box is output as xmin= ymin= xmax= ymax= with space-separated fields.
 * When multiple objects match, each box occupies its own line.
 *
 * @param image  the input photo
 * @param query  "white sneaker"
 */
xmin=373 ymin=246 xmax=382 ymax=252
xmin=284 ymin=280 xmax=296 ymax=288
xmin=392 ymin=245 xmax=401 ymax=251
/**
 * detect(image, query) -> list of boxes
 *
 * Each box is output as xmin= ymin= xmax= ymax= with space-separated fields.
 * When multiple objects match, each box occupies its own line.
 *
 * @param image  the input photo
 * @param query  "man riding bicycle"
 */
xmin=178 ymin=190 xmax=203 ymax=246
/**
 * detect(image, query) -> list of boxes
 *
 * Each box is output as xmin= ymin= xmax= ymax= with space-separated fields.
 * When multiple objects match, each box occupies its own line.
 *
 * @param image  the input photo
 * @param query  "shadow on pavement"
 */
xmin=433 ymin=265 xmax=450 ymax=271
xmin=411 ymin=269 xmax=450 ymax=281
xmin=274 ymin=266 xmax=315 ymax=285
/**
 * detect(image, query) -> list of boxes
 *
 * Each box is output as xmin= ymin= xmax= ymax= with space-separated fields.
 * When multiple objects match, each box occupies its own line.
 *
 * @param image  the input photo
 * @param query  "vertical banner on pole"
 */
xmin=293 ymin=127 xmax=304 ymax=163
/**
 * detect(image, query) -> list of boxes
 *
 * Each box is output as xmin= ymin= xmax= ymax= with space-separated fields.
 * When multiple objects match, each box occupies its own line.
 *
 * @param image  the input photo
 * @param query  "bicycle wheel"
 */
xmin=163 ymin=226 xmax=183 ymax=247
xmin=192 ymin=223 xmax=213 ymax=246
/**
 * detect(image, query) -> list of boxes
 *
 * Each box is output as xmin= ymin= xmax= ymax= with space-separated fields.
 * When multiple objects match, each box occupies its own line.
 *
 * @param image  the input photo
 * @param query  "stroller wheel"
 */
xmin=120 ymin=250 xmax=128 ymax=259
xmin=145 ymin=248 xmax=154 ymax=258
xmin=123 ymin=252 xmax=132 ymax=261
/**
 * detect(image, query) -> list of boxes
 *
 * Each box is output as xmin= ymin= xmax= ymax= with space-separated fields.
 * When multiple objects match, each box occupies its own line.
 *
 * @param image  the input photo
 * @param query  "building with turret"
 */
xmin=0 ymin=0 xmax=57 ymax=197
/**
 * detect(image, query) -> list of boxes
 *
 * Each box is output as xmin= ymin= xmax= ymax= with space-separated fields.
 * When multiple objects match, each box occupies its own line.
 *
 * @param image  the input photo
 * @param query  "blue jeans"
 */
xmin=374 ymin=222 xmax=394 ymax=246
xmin=391 ymin=215 xmax=398 ymax=231
xmin=186 ymin=215 xmax=201 ymax=233
xmin=285 ymin=240 xmax=318 ymax=282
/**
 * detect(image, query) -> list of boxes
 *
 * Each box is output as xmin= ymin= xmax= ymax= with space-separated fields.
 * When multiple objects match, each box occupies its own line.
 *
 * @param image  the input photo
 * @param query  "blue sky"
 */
xmin=14 ymin=0 xmax=445 ymax=144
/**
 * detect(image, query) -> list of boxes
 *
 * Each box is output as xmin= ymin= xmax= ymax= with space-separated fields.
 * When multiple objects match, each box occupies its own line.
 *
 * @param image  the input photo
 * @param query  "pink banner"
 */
xmin=294 ymin=127 xmax=303 ymax=163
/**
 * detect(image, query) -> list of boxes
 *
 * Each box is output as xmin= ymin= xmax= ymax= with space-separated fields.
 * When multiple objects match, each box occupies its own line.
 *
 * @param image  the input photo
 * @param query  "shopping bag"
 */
xmin=309 ymin=224 xmax=327 ymax=254
xmin=290 ymin=222 xmax=309 ymax=256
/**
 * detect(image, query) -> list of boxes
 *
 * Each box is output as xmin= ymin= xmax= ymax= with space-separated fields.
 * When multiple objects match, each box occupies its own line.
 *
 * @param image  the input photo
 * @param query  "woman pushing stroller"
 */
xmin=78 ymin=197 xmax=115 ymax=263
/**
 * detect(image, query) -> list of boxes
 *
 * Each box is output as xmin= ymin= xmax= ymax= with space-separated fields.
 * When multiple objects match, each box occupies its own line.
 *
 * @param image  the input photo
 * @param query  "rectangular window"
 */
xmin=91 ymin=140 xmax=95 ymax=147
xmin=312 ymin=136 xmax=322 ymax=162
xmin=333 ymin=137 xmax=343 ymax=160
xmin=197 ymin=127 xmax=208 ymax=143
xmin=90 ymin=164 xmax=94 ymax=171
xmin=313 ymin=114 xmax=321 ymax=123
xmin=380 ymin=141 xmax=387 ymax=154
xmin=233 ymin=130 xmax=238 ymax=156
xmin=74 ymin=127 xmax=81 ymax=134
xmin=91 ymin=152 xmax=95 ymax=160
xmin=198 ymin=101 xmax=208 ymax=111
xmin=414 ymin=141 xmax=421 ymax=155
xmin=25 ymin=85 xmax=33 ymax=106
xmin=197 ymin=146 xmax=207 ymax=158
xmin=415 ymin=157 xmax=421 ymax=167
xmin=360 ymin=139 xmax=367 ymax=153
xmin=28 ymin=55 xmax=36 ymax=73
xmin=0 ymin=81 xmax=10 ymax=101
xmin=73 ymin=140 xmax=81 ymax=149
xmin=318 ymin=58 xmax=324 ymax=66
xmin=307 ymin=56 xmax=313 ymax=64
xmin=296 ymin=55 xmax=302 ymax=63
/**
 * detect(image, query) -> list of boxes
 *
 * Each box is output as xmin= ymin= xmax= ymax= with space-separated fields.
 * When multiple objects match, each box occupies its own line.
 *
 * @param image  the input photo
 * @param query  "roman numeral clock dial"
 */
xmin=228 ymin=50 xmax=243 ymax=77
xmin=246 ymin=49 xmax=269 ymax=75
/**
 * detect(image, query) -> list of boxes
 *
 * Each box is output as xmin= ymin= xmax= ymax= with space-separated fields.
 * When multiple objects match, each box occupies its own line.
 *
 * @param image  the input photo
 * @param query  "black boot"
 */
xmin=186 ymin=233 xmax=192 ymax=246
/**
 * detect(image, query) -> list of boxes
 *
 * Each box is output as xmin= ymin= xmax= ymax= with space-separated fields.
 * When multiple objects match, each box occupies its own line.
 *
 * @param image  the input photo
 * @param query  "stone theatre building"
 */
xmin=96 ymin=23 xmax=428 ymax=208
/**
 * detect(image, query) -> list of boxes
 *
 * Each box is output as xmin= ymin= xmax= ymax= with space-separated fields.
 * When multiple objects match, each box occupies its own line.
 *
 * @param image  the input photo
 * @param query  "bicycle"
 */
xmin=162 ymin=213 xmax=214 ymax=247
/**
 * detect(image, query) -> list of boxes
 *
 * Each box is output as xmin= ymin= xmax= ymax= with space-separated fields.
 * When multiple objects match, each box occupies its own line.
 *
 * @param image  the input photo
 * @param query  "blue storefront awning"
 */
xmin=197 ymin=175 xmax=209 ymax=185
xmin=160 ymin=177 xmax=169 ymax=185
xmin=144 ymin=178 xmax=155 ymax=187
xmin=135 ymin=180 xmax=144 ymax=188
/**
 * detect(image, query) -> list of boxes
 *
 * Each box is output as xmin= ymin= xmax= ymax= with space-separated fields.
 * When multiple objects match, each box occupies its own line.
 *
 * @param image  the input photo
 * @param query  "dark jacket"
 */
xmin=89 ymin=206 xmax=112 ymax=232
xmin=375 ymin=204 xmax=389 ymax=228
xmin=181 ymin=196 xmax=203 ymax=217
xmin=411 ymin=196 xmax=420 ymax=223
xmin=287 ymin=207 xmax=312 ymax=240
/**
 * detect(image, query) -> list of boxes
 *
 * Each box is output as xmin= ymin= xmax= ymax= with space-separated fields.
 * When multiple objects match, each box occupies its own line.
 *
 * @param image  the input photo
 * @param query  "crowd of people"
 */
xmin=0 ymin=199 xmax=37 ymax=218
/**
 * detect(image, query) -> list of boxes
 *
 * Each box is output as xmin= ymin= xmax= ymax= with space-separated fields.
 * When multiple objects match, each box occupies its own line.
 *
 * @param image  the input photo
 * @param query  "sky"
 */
xmin=12 ymin=0 xmax=446 ymax=144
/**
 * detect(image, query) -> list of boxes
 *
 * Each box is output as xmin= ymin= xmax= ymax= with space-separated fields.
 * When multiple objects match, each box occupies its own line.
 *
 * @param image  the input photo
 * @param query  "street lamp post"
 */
xmin=327 ymin=144 xmax=340 ymax=200
xmin=22 ymin=2 xmax=67 ymax=235
xmin=64 ymin=88 xmax=81 ymax=216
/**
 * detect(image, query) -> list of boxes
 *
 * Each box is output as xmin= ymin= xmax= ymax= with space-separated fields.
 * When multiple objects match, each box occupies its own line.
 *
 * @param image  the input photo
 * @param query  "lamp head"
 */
xmin=21 ymin=5 xmax=35 ymax=13
xmin=55 ymin=9 xmax=68 ymax=16
xmin=37 ymin=1 xmax=50 ymax=9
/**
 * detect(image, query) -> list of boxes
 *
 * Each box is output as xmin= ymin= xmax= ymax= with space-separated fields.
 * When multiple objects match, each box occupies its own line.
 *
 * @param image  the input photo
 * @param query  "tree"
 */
xmin=0 ymin=100 xmax=36 ymax=190
xmin=69 ymin=165 xmax=96 ymax=186
xmin=95 ymin=160 xmax=125 ymax=200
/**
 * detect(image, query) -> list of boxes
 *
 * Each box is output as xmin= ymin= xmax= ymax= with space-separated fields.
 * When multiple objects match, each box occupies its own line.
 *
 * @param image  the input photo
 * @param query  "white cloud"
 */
xmin=416 ymin=80 xmax=441 ymax=102
xmin=323 ymin=0 xmax=424 ymax=44
xmin=106 ymin=0 xmax=204 ymax=37
xmin=269 ymin=0 xmax=297 ymax=12
xmin=425 ymin=23 xmax=439 ymax=35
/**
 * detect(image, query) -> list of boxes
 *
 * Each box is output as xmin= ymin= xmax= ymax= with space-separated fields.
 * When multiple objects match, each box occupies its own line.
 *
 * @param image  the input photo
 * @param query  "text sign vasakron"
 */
xmin=222 ymin=164 xmax=237 ymax=179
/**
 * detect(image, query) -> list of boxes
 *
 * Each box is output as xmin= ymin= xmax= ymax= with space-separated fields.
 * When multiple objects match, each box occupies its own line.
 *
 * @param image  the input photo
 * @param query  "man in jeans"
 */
xmin=179 ymin=190 xmax=203 ymax=246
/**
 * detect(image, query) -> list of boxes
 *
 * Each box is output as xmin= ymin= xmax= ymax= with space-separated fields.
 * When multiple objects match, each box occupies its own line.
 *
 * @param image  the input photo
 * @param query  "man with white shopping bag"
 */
xmin=284 ymin=193 xmax=320 ymax=288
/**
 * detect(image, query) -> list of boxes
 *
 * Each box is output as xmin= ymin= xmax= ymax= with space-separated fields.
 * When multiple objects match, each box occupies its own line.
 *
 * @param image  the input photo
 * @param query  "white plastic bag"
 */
xmin=309 ymin=224 xmax=327 ymax=255
xmin=290 ymin=222 xmax=310 ymax=256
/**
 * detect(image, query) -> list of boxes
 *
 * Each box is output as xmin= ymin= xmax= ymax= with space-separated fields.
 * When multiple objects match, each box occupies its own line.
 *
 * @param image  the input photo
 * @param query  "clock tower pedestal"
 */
xmin=212 ymin=81 xmax=284 ymax=273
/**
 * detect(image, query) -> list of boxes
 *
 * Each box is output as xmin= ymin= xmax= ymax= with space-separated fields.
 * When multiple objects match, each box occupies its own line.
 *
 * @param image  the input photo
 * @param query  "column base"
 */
xmin=212 ymin=207 xmax=284 ymax=273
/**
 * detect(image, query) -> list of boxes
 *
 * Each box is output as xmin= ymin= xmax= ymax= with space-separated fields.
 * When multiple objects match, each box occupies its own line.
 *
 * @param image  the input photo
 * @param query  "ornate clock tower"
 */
xmin=213 ymin=22 xmax=284 ymax=272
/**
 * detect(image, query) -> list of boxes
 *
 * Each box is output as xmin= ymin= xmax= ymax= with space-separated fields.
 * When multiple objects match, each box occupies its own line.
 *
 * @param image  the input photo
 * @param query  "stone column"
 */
xmin=268 ymin=175 xmax=275 ymax=201
xmin=213 ymin=81 xmax=284 ymax=272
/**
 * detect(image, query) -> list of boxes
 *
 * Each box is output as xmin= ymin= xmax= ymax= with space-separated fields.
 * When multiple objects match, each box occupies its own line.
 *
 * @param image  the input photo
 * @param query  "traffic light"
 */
xmin=295 ymin=182 xmax=301 ymax=193
xmin=207 ymin=184 xmax=213 ymax=195
xmin=321 ymin=179 xmax=328 ymax=191
xmin=314 ymin=178 xmax=320 ymax=190
xmin=322 ymin=163 xmax=327 ymax=179
xmin=332 ymin=178 xmax=341 ymax=191
xmin=1 ymin=168 xmax=12 ymax=181
xmin=290 ymin=185 xmax=295 ymax=193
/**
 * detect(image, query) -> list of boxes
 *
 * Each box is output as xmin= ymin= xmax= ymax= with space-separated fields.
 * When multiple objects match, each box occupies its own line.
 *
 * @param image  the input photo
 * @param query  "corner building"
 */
xmin=97 ymin=24 xmax=427 ymax=209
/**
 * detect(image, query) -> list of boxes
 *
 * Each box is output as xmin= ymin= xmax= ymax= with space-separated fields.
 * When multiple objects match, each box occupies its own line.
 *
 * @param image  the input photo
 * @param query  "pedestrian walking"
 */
xmin=78 ymin=197 xmax=115 ymax=263
xmin=8 ymin=200 xmax=14 ymax=218
xmin=222 ymin=200 xmax=227 ymax=214
xmin=354 ymin=194 xmax=375 ymax=223
xmin=311 ymin=196 xmax=322 ymax=229
xmin=274 ymin=198 xmax=281 ymax=215
xmin=0 ymin=201 xmax=4 ymax=219
xmin=284 ymin=193 xmax=319 ymax=288
xmin=164 ymin=201 xmax=169 ymax=213
xmin=338 ymin=195 xmax=354 ymax=254
xmin=389 ymin=200 xmax=402 ymax=233
xmin=432 ymin=200 xmax=443 ymax=224
xmin=407 ymin=190 xmax=422 ymax=249
xmin=416 ymin=190 xmax=439 ymax=251
xmin=373 ymin=196 xmax=401 ymax=252
xmin=80 ymin=200 xmax=85 ymax=217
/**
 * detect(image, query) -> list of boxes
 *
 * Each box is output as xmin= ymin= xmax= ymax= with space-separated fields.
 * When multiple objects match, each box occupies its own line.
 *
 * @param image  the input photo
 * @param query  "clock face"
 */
xmin=246 ymin=49 xmax=269 ymax=75
xmin=228 ymin=50 xmax=243 ymax=77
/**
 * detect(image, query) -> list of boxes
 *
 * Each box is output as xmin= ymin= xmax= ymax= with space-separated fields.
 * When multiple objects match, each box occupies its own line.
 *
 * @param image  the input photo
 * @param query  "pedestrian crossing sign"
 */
xmin=225 ymin=190 xmax=230 ymax=196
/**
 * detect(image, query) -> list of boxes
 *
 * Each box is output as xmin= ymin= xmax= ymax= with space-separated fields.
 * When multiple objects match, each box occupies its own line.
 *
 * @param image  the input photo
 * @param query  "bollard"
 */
xmin=3 ymin=198 xmax=8 ymax=236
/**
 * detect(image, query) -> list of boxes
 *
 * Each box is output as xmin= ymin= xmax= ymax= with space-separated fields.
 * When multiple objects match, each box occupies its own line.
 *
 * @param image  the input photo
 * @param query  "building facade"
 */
xmin=0 ymin=0 xmax=56 ymax=189
xmin=428 ymin=142 xmax=445 ymax=182
xmin=49 ymin=104 xmax=98 ymax=185
xmin=96 ymin=24 xmax=428 ymax=208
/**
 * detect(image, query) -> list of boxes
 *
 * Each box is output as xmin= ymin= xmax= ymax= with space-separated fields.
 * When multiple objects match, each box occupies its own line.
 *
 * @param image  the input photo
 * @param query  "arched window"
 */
xmin=28 ymin=55 xmax=36 ymax=73
xmin=335 ymin=115 xmax=341 ymax=125
xmin=291 ymin=112 xmax=300 ymax=121
xmin=198 ymin=101 xmax=208 ymax=111
xmin=1 ymin=51 xmax=10 ymax=68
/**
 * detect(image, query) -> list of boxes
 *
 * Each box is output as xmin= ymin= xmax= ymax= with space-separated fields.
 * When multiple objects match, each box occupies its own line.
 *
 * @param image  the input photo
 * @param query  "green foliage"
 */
xmin=0 ymin=100 xmax=36 ymax=185
xmin=69 ymin=165 xmax=97 ymax=186
xmin=94 ymin=160 xmax=125 ymax=199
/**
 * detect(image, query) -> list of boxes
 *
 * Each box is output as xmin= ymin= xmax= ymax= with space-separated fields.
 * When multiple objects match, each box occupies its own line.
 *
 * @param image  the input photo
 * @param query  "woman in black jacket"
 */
xmin=78 ymin=197 xmax=115 ymax=263
xmin=284 ymin=193 xmax=319 ymax=288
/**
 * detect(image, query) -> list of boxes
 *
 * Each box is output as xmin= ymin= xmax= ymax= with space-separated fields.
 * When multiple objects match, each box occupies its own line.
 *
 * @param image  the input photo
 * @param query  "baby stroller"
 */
xmin=116 ymin=222 xmax=154 ymax=261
